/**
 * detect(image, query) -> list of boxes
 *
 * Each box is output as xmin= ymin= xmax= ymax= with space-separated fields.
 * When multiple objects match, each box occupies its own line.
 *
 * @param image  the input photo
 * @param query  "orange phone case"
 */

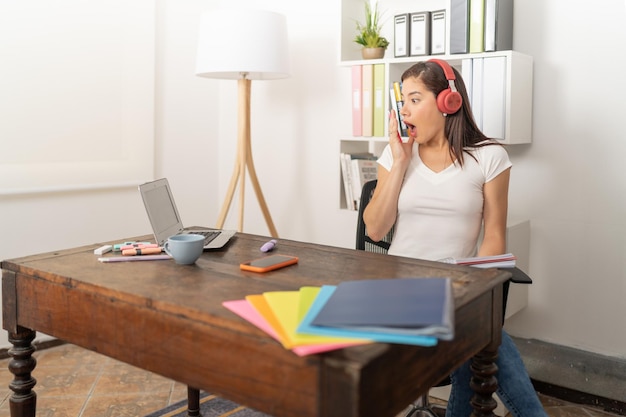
xmin=240 ymin=254 xmax=299 ymax=273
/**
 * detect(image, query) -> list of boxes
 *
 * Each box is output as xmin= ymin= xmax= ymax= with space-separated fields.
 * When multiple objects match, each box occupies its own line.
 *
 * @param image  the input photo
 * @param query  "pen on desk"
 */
xmin=260 ymin=239 xmax=277 ymax=252
xmin=113 ymin=241 xmax=151 ymax=251
xmin=98 ymin=255 xmax=171 ymax=263
xmin=122 ymin=247 xmax=163 ymax=256
xmin=120 ymin=243 xmax=159 ymax=251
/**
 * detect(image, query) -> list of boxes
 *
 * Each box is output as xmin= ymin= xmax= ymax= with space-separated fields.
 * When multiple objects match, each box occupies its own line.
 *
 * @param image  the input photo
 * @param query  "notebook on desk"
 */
xmin=139 ymin=178 xmax=236 ymax=249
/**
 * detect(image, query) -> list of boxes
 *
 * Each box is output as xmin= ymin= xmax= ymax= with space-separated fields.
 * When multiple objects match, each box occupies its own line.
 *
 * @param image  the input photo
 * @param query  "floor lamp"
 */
xmin=195 ymin=9 xmax=289 ymax=238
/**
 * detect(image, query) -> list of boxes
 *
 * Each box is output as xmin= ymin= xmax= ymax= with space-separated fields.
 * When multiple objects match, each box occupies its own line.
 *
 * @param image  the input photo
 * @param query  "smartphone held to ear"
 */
xmin=240 ymin=254 xmax=299 ymax=273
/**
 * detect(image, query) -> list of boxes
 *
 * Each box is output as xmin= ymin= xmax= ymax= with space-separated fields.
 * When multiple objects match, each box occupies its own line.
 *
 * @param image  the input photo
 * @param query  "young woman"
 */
xmin=363 ymin=60 xmax=547 ymax=417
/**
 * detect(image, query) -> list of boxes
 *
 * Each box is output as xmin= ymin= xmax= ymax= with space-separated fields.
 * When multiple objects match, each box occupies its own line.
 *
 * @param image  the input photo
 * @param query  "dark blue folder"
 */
xmin=308 ymin=277 xmax=454 ymax=340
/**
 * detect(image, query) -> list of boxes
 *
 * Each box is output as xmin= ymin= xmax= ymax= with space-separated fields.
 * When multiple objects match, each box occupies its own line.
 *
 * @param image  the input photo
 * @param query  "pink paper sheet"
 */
xmin=222 ymin=299 xmax=364 ymax=356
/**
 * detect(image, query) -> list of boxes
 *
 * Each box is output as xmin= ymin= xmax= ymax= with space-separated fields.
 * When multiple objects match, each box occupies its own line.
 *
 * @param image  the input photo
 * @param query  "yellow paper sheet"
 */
xmin=263 ymin=287 xmax=369 ymax=347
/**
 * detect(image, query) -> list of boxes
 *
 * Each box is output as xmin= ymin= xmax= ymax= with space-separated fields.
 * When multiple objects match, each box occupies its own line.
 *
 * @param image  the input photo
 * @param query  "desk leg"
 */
xmin=469 ymin=347 xmax=498 ymax=417
xmin=7 ymin=328 xmax=37 ymax=417
xmin=187 ymin=386 xmax=200 ymax=416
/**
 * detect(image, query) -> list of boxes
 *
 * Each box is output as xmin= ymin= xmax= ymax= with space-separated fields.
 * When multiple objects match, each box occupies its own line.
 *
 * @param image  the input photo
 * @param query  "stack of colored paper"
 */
xmin=223 ymin=277 xmax=454 ymax=356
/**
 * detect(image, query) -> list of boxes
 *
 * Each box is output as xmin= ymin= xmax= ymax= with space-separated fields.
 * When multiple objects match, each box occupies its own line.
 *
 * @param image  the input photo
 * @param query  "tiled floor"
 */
xmin=0 ymin=343 xmax=620 ymax=417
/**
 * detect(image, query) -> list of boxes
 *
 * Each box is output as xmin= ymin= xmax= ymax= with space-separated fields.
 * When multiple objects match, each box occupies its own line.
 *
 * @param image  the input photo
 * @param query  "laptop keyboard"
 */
xmin=195 ymin=230 xmax=219 ymax=244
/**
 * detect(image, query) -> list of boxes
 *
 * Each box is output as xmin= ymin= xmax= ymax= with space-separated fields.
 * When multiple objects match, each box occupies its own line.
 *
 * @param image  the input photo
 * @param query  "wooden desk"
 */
xmin=2 ymin=233 xmax=509 ymax=417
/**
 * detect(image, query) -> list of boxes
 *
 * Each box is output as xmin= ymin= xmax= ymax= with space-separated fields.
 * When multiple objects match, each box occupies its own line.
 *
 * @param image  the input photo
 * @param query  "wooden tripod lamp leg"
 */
xmin=214 ymin=76 xmax=279 ymax=237
xmin=245 ymin=131 xmax=278 ymax=237
xmin=215 ymin=80 xmax=248 ymax=231
xmin=215 ymin=159 xmax=240 ymax=230
xmin=236 ymin=78 xmax=249 ymax=232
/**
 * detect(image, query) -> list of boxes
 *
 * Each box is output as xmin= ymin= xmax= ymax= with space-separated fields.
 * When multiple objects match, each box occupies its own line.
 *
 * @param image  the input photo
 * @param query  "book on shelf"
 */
xmin=302 ymin=277 xmax=454 ymax=341
xmin=372 ymin=64 xmax=386 ymax=137
xmin=340 ymin=152 xmax=376 ymax=210
xmin=361 ymin=64 xmax=374 ymax=136
xmin=351 ymin=65 xmax=362 ymax=136
xmin=351 ymin=158 xmax=377 ymax=210
xmin=340 ymin=152 xmax=355 ymax=210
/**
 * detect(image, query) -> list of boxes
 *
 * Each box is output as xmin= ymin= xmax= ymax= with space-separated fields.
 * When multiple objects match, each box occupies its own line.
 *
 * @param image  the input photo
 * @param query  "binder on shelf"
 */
xmin=471 ymin=57 xmax=484 ymax=130
xmin=469 ymin=0 xmax=485 ymax=53
xmin=372 ymin=63 xmax=385 ymax=137
xmin=430 ymin=10 xmax=446 ymax=55
xmin=361 ymin=64 xmax=374 ymax=137
xmin=351 ymin=65 xmax=362 ymax=137
xmin=484 ymin=0 xmax=513 ymax=52
xmin=450 ymin=0 xmax=470 ymax=54
xmin=409 ymin=11 xmax=430 ymax=56
xmin=394 ymin=14 xmax=410 ymax=58
xmin=461 ymin=58 xmax=473 ymax=105
xmin=481 ymin=56 xmax=506 ymax=139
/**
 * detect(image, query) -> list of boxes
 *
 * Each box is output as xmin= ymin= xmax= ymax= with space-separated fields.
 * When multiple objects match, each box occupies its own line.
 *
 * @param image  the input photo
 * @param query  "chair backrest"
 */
xmin=355 ymin=180 xmax=395 ymax=253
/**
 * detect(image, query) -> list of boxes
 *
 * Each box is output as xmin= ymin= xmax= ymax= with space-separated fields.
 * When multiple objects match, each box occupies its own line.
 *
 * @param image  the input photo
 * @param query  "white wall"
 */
xmin=1 ymin=0 xmax=625 ymax=361
xmin=503 ymin=0 xmax=626 ymax=358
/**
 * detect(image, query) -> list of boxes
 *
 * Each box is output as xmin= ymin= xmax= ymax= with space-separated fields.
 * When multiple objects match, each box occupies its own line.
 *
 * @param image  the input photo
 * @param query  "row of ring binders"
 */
xmin=393 ymin=11 xmax=445 ymax=58
xmin=393 ymin=0 xmax=514 ymax=58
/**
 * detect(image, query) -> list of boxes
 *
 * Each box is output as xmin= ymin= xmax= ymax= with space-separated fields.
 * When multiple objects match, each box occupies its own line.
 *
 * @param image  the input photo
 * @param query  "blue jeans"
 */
xmin=445 ymin=330 xmax=548 ymax=417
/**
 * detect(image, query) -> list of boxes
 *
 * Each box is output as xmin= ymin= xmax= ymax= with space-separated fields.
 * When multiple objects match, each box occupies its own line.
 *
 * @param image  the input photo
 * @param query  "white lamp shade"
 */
xmin=195 ymin=9 xmax=290 ymax=80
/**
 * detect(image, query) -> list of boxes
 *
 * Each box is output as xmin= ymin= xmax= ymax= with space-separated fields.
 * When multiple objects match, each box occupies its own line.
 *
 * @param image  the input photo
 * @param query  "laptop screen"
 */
xmin=139 ymin=178 xmax=184 ymax=245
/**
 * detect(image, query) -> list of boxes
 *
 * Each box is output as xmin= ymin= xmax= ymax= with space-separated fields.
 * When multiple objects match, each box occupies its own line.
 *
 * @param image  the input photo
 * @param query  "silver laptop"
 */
xmin=139 ymin=178 xmax=236 ymax=249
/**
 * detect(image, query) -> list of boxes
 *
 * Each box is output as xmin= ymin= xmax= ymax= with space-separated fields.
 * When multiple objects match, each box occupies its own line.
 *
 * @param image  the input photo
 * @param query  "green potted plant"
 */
xmin=354 ymin=1 xmax=389 ymax=59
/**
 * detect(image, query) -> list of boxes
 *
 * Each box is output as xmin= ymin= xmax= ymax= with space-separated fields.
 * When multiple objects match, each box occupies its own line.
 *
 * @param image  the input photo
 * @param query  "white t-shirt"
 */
xmin=377 ymin=142 xmax=512 ymax=261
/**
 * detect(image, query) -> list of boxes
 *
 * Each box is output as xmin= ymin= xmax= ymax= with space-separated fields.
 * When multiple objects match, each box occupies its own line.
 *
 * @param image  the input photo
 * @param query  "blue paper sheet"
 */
xmin=296 ymin=285 xmax=440 ymax=346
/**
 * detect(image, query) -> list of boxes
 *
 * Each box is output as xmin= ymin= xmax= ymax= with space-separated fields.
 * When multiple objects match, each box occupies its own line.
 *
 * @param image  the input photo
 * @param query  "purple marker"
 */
xmin=260 ymin=239 xmax=277 ymax=252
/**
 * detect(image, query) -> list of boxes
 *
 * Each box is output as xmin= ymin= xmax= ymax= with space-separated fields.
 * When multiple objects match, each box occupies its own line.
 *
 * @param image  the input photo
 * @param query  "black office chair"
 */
xmin=355 ymin=179 xmax=532 ymax=417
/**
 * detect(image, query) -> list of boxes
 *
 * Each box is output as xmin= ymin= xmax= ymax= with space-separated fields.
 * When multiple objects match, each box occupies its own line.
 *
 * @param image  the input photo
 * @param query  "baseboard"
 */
xmin=531 ymin=379 xmax=625 ymax=415
xmin=0 ymin=338 xmax=66 ymax=360
xmin=513 ymin=336 xmax=626 ymax=415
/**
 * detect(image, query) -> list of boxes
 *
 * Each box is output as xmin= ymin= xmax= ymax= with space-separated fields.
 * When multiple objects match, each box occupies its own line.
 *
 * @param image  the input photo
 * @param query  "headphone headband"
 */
xmin=428 ymin=59 xmax=456 ymax=83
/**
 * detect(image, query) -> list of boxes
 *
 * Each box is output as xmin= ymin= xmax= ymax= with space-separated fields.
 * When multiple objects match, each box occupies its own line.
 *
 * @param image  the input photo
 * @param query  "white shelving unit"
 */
xmin=339 ymin=0 xmax=534 ymax=209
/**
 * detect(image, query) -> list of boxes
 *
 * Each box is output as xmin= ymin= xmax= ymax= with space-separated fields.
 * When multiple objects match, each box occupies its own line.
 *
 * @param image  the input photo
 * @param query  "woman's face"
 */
xmin=400 ymin=76 xmax=446 ymax=145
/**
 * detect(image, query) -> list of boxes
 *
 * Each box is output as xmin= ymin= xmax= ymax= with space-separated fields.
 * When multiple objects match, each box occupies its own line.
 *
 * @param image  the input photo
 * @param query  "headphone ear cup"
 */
xmin=437 ymin=89 xmax=462 ymax=114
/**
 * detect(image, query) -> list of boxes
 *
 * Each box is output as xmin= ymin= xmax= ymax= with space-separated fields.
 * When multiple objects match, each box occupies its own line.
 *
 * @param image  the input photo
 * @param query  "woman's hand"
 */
xmin=388 ymin=110 xmax=413 ymax=169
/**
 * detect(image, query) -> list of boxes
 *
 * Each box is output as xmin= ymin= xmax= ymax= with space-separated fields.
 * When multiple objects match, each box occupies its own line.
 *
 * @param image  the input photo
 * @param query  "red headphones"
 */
xmin=428 ymin=59 xmax=462 ymax=114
